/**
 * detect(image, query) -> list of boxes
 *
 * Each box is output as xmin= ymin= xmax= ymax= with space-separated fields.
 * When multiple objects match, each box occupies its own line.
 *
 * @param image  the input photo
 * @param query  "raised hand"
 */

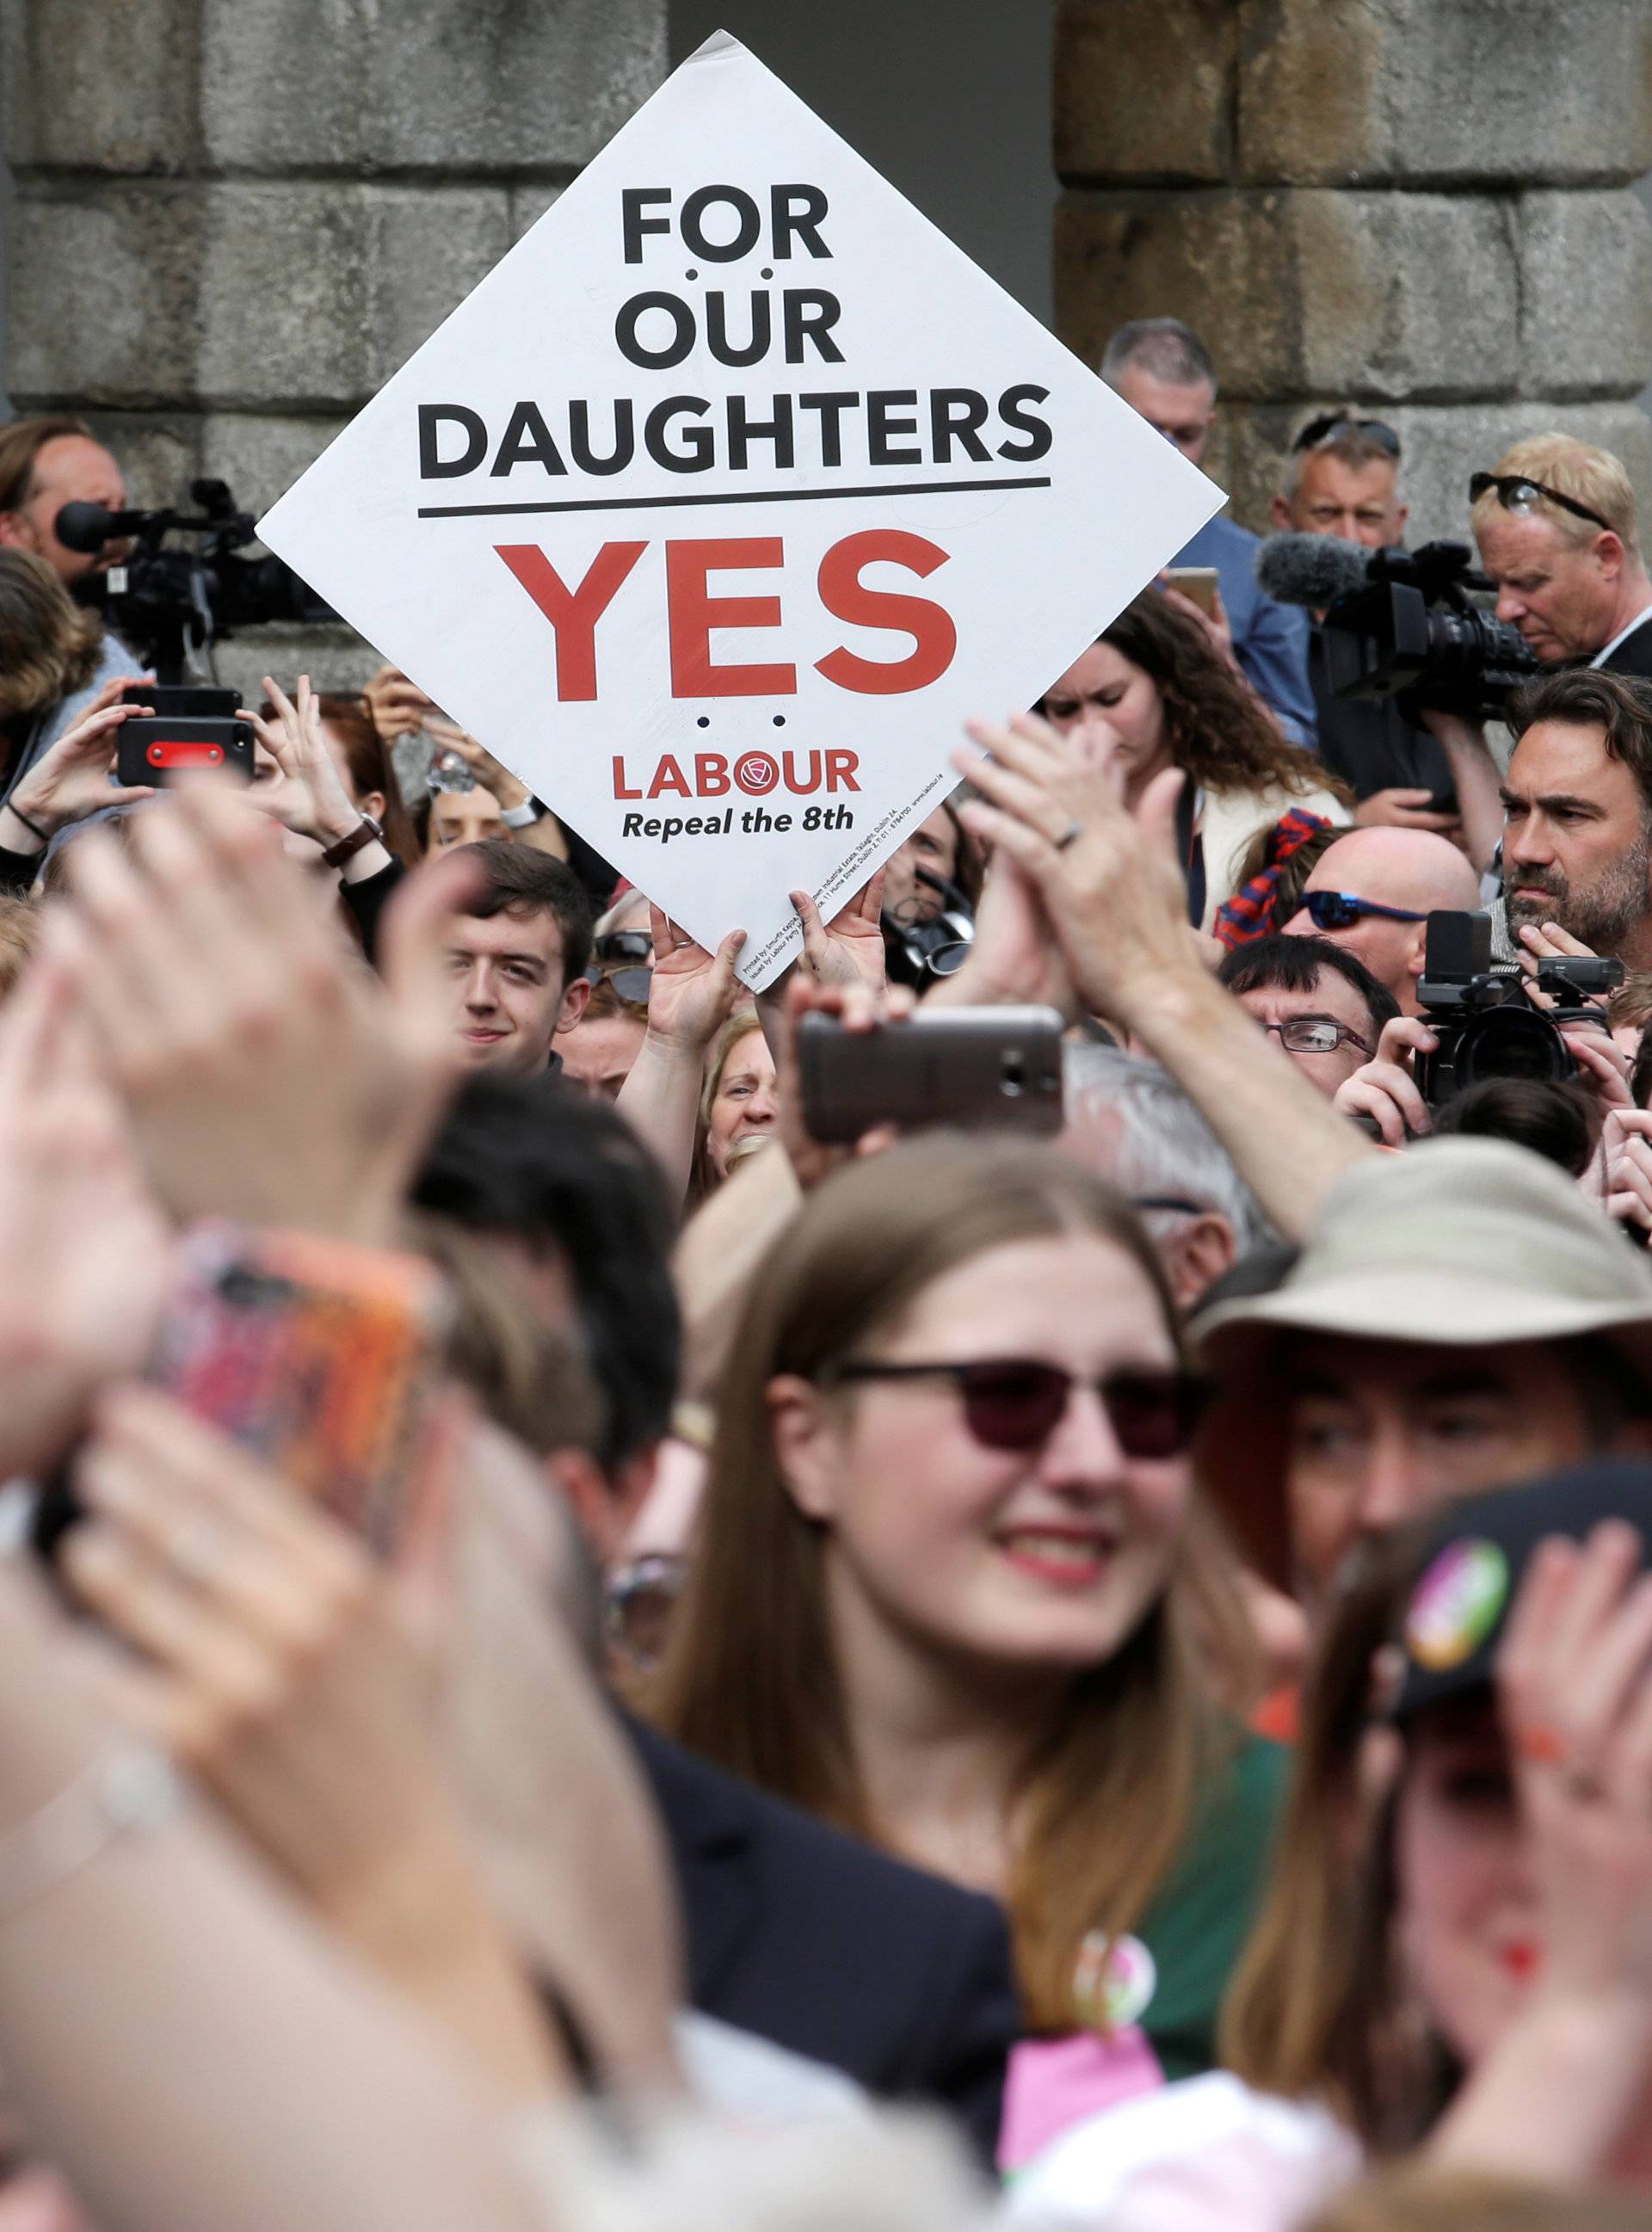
xmin=46 ymin=780 xmax=484 ymax=1244
xmin=927 ymin=848 xmax=1076 ymax=1014
xmin=0 ymin=956 xmax=169 ymax=1480
xmin=953 ymin=708 xmax=1191 ymax=1025
xmin=1332 ymin=1013 xmax=1439 ymax=1145
xmin=65 ymin=1382 xmax=563 ymax=2099
xmin=3 ymin=698 xmax=154 ymax=843
xmin=789 ymin=869 xmax=888 ymax=993
xmin=422 ymin=721 xmax=533 ymax=813
xmin=642 ymin=903 xmax=746 ymax=1055
xmin=362 ymin=663 xmax=440 ymax=747
xmin=1581 ymin=1106 xmax=1652 ymax=1231
xmin=1496 ymin=1524 xmax=1652 ymax=2067
xmin=247 ymin=674 xmax=366 ymax=852
xmin=774 ymin=971 xmax=915 ymax=1193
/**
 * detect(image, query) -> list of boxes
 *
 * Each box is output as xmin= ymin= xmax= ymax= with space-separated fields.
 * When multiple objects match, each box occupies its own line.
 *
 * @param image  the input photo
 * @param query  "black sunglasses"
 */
xmin=1468 ymin=472 xmax=1612 ymax=533
xmin=595 ymin=930 xmax=650 ymax=965
xmin=832 ymin=1358 xmax=1209 ymax=1458
xmin=591 ymin=964 xmax=651 ymax=1003
xmin=1301 ymin=888 xmax=1427 ymax=933
xmin=1292 ymin=412 xmax=1401 ymax=458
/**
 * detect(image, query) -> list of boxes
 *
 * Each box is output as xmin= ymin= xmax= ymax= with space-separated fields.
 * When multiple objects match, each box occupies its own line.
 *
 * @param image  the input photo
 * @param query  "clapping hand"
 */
xmin=0 ymin=955 xmax=169 ymax=1480
xmin=952 ymin=709 xmax=1191 ymax=1026
xmin=46 ymin=779 xmax=484 ymax=1245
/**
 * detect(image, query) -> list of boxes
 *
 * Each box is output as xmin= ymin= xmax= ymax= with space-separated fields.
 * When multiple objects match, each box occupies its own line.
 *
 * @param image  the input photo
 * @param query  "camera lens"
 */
xmin=1455 ymin=1004 xmax=1571 ymax=1089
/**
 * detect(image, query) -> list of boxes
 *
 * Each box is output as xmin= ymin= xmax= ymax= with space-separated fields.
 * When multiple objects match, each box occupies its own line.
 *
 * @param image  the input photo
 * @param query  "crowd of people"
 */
xmin=0 ymin=293 xmax=1650 ymax=2232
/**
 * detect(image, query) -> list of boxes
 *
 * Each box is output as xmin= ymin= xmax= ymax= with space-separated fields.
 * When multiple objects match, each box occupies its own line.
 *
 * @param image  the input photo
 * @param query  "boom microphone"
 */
xmin=1254 ymin=531 xmax=1376 ymax=612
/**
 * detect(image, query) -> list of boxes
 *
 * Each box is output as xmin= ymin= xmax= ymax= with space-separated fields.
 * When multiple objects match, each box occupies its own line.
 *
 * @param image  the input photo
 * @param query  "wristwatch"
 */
xmin=320 ymin=814 xmax=385 ymax=869
xmin=500 ymin=798 xmax=541 ymax=829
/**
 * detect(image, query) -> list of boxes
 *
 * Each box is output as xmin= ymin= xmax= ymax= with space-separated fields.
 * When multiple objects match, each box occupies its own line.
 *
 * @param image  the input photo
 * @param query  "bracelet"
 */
xmin=3 ymin=802 xmax=49 ymax=848
xmin=0 ymin=1744 xmax=181 ymax=1927
xmin=500 ymin=798 xmax=541 ymax=830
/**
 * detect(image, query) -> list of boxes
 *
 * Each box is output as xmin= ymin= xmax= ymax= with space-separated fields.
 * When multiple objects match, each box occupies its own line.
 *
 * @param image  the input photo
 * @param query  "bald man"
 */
xmin=1281 ymin=827 xmax=1482 ymax=1013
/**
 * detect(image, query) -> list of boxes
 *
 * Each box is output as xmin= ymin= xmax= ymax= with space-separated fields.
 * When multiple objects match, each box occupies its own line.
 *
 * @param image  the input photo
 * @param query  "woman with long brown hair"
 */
xmin=1009 ymin=1466 xmax=1652 ymax=2223
xmin=1038 ymin=589 xmax=1351 ymax=931
xmin=0 ymin=547 xmax=108 ymax=780
xmin=650 ymin=1131 xmax=1283 ymax=2166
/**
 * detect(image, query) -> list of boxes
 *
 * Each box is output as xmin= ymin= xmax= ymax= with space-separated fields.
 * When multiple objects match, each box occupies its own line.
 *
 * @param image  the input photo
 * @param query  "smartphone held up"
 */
xmin=798 ymin=1005 xmax=1065 ymax=1144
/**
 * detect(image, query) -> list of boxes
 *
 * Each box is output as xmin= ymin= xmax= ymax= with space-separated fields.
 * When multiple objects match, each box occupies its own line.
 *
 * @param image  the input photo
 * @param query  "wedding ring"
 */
xmin=1054 ymin=820 xmax=1083 ymax=851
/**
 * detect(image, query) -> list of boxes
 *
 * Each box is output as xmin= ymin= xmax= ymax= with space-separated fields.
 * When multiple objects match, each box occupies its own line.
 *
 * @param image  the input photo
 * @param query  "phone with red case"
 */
xmin=145 ymin=1222 xmax=450 ymax=1557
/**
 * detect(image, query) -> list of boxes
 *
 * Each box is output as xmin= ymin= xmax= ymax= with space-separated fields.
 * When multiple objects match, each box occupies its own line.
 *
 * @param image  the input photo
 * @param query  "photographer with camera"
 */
xmin=0 ymin=418 xmax=145 ymax=775
xmin=1267 ymin=413 xmax=1461 ymax=830
xmin=1258 ymin=474 xmax=1543 ymax=877
xmin=1217 ymin=934 xmax=1399 ymax=1099
xmin=1406 ymin=438 xmax=1652 ymax=897
xmin=1472 ymin=436 xmax=1652 ymax=676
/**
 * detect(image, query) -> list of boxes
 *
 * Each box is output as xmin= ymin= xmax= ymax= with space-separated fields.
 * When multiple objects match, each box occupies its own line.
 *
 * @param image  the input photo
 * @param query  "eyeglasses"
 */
xmin=1468 ymin=473 xmax=1612 ymax=533
xmin=1292 ymin=412 xmax=1402 ymax=458
xmin=831 ymin=1358 xmax=1209 ymax=1458
xmin=590 ymin=930 xmax=652 ymax=1004
xmin=1300 ymin=888 xmax=1427 ymax=933
xmin=1260 ymin=1016 xmax=1372 ymax=1057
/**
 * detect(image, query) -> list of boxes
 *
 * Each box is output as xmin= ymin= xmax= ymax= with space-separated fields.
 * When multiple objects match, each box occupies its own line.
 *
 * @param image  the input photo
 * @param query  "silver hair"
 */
xmin=1100 ymin=318 xmax=1216 ymax=394
xmin=1060 ymin=1042 xmax=1270 ymax=1254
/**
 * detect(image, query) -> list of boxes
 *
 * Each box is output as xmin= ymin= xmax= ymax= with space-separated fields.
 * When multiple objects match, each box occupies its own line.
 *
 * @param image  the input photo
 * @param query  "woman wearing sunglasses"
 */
xmin=650 ymin=1131 xmax=1282 ymax=2167
xmin=1038 ymin=589 xmax=1352 ymax=933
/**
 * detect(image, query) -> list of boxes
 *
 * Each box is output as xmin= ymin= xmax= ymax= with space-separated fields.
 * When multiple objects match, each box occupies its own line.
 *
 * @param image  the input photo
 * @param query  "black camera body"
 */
xmin=1412 ymin=910 xmax=1622 ymax=1107
xmin=59 ymin=479 xmax=334 ymax=683
xmin=1320 ymin=540 xmax=1541 ymax=722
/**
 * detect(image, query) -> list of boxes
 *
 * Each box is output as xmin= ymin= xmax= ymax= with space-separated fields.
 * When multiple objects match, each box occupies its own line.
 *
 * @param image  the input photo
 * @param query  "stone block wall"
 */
xmin=1055 ymin=0 xmax=1652 ymax=544
xmin=1 ymin=0 xmax=669 ymax=693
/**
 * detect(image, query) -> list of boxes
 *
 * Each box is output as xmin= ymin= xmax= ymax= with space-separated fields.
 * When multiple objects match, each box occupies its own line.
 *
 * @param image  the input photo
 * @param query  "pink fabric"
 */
xmin=997 ymin=2029 xmax=1165 ymax=2171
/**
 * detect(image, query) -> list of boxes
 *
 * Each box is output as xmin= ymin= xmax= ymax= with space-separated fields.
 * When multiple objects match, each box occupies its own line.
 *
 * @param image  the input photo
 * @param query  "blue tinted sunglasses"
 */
xmin=1302 ymin=889 xmax=1427 ymax=933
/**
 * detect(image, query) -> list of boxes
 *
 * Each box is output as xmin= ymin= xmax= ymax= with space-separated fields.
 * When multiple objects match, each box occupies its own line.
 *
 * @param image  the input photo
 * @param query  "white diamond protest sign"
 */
xmin=258 ymin=32 xmax=1222 ymax=988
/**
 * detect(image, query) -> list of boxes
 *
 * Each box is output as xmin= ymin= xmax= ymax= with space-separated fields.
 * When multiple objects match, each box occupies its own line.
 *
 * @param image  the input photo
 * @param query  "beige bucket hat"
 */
xmin=1190 ymin=1139 xmax=1652 ymax=1588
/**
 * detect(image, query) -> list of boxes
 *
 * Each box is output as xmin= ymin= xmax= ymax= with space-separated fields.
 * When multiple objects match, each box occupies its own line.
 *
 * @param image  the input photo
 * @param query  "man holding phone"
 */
xmin=1101 ymin=319 xmax=1316 ymax=748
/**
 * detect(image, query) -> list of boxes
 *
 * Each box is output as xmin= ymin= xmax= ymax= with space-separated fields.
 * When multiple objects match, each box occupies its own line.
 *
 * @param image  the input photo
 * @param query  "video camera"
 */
xmin=59 ymin=479 xmax=334 ymax=683
xmin=1256 ymin=534 xmax=1541 ymax=723
xmin=1413 ymin=909 xmax=1622 ymax=1107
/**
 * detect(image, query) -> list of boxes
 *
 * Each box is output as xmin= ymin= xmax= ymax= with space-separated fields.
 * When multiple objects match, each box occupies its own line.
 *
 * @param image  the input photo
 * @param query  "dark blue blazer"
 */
xmin=627 ymin=1719 xmax=1017 ymax=2163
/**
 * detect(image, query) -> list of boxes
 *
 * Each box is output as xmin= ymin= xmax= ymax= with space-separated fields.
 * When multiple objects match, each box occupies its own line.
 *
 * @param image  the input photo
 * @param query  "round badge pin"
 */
xmin=1072 ymin=1930 xmax=1157 ymax=2031
xmin=1405 ymin=1538 xmax=1509 ymax=1672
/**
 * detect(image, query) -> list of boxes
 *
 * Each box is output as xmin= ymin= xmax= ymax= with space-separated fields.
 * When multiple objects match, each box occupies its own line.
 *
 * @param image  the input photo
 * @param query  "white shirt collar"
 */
xmin=1590 ymin=601 xmax=1652 ymax=668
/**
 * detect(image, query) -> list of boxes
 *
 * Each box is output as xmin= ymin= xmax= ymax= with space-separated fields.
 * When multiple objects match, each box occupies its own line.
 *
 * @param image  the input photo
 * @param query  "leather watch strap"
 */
xmin=320 ymin=815 xmax=384 ymax=870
